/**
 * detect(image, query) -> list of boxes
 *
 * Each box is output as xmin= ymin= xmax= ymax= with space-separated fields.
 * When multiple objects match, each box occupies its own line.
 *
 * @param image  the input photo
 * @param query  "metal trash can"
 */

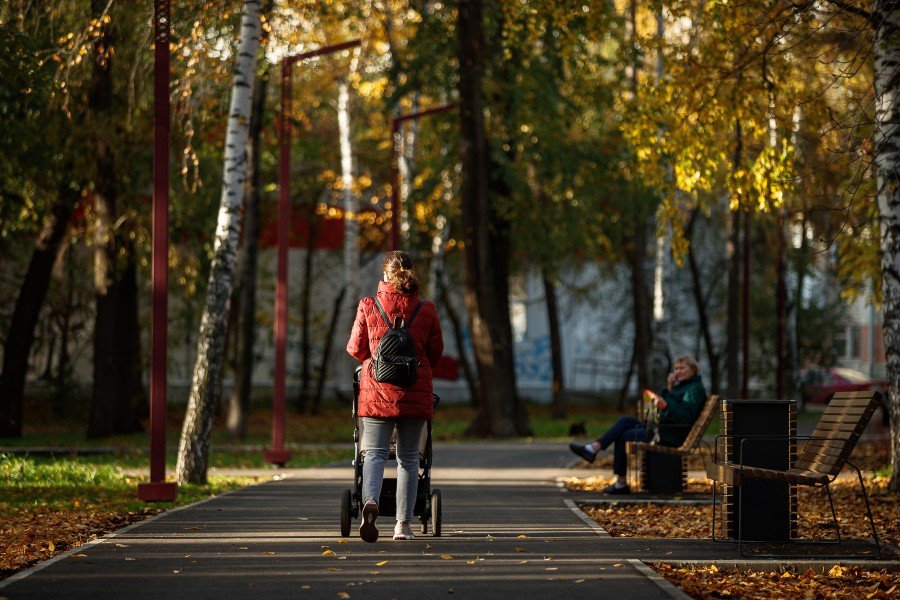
xmin=719 ymin=399 xmax=798 ymax=541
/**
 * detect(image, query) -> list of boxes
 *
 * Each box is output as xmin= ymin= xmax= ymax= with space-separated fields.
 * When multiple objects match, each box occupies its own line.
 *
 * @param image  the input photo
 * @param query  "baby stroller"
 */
xmin=340 ymin=366 xmax=442 ymax=537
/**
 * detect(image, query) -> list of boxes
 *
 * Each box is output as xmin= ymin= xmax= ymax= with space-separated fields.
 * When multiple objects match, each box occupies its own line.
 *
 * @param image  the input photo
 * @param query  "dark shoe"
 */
xmin=601 ymin=483 xmax=631 ymax=494
xmin=569 ymin=442 xmax=597 ymax=464
xmin=360 ymin=501 xmax=379 ymax=542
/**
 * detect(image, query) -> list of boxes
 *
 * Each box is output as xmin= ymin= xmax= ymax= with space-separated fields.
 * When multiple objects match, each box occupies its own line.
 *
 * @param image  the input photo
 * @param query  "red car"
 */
xmin=801 ymin=367 xmax=887 ymax=405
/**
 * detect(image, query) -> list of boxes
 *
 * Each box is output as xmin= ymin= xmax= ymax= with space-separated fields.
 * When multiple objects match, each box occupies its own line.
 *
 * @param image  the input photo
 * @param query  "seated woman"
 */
xmin=568 ymin=354 xmax=707 ymax=494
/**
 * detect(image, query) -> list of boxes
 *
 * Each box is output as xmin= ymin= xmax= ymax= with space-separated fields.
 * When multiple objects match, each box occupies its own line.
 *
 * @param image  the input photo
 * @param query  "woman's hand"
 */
xmin=666 ymin=372 xmax=676 ymax=390
xmin=654 ymin=397 xmax=668 ymax=410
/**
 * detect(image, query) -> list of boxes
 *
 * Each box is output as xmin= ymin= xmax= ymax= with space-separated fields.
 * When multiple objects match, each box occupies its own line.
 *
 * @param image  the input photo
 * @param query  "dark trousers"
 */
xmin=597 ymin=416 xmax=649 ymax=477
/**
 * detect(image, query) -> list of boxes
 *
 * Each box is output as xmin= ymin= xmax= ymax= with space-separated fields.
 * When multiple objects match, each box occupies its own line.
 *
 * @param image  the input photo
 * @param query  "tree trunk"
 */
xmin=0 ymin=185 xmax=79 ymax=437
xmin=543 ymin=273 xmax=565 ymax=418
xmin=112 ymin=239 xmax=143 ymax=433
xmin=626 ymin=217 xmax=652 ymax=392
xmin=686 ymin=210 xmax=721 ymax=393
xmin=726 ymin=119 xmax=743 ymax=399
xmin=456 ymin=0 xmax=529 ymax=437
xmin=338 ymin=79 xmax=359 ymax=308
xmin=295 ymin=206 xmax=319 ymax=413
xmin=437 ymin=269 xmax=480 ymax=409
xmin=87 ymin=0 xmax=136 ymax=438
xmin=227 ymin=65 xmax=267 ymax=439
xmin=312 ymin=287 xmax=346 ymax=415
xmin=872 ymin=0 xmax=900 ymax=492
xmin=176 ymin=0 xmax=262 ymax=484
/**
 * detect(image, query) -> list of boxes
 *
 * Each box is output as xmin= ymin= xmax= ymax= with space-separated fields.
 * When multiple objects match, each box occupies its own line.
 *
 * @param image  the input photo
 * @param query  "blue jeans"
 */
xmin=597 ymin=416 xmax=650 ymax=477
xmin=361 ymin=417 xmax=426 ymax=523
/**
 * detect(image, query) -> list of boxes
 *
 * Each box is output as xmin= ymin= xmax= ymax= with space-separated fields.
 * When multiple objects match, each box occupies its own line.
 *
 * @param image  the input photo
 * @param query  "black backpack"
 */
xmin=371 ymin=297 xmax=423 ymax=386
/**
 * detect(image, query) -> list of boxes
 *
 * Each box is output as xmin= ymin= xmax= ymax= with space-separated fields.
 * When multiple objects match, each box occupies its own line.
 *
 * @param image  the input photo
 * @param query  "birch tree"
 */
xmin=176 ymin=0 xmax=262 ymax=484
xmin=871 ymin=0 xmax=900 ymax=491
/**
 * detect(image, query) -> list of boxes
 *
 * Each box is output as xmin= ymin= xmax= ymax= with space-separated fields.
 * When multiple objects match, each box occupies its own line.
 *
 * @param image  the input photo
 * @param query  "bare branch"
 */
xmin=823 ymin=0 xmax=874 ymax=23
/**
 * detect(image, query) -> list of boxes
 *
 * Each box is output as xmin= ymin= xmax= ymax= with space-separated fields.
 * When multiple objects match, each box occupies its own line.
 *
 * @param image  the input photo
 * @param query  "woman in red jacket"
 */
xmin=346 ymin=251 xmax=444 ymax=542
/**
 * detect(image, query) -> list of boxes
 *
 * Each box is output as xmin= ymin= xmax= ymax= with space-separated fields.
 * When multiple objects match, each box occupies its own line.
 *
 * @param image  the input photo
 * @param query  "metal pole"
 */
xmin=389 ymin=104 xmax=455 ymax=251
xmin=264 ymin=61 xmax=292 ymax=466
xmin=139 ymin=0 xmax=177 ymax=502
xmin=265 ymin=39 xmax=361 ymax=466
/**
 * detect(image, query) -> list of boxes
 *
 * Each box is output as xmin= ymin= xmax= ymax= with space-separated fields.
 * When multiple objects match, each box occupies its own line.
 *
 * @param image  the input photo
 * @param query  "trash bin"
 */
xmin=720 ymin=399 xmax=798 ymax=541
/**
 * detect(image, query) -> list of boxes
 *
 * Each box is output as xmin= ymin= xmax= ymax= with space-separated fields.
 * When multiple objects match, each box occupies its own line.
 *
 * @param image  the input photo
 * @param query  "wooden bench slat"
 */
xmin=825 ymin=398 xmax=876 ymax=408
xmin=812 ymin=422 xmax=867 ymax=433
xmin=818 ymin=408 xmax=871 ymax=420
xmin=831 ymin=391 xmax=880 ymax=399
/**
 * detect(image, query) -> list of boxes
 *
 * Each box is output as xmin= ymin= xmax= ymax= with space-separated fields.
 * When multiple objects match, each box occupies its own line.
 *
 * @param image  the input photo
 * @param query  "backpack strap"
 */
xmin=404 ymin=301 xmax=424 ymax=329
xmin=373 ymin=297 xmax=393 ymax=328
xmin=373 ymin=297 xmax=424 ymax=330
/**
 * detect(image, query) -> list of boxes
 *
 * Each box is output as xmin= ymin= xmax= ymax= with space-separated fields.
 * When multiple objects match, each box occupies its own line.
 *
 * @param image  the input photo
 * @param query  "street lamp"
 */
xmin=389 ymin=104 xmax=456 ymax=251
xmin=265 ymin=39 xmax=362 ymax=466
xmin=138 ymin=0 xmax=177 ymax=502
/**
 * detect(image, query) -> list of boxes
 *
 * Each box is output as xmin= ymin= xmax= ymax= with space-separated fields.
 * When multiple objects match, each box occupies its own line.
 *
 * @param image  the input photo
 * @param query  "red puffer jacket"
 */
xmin=346 ymin=280 xmax=444 ymax=419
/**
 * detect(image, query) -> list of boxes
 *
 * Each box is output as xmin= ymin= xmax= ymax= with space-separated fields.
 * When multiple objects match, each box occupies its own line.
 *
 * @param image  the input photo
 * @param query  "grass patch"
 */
xmin=0 ymin=453 xmax=259 ymax=515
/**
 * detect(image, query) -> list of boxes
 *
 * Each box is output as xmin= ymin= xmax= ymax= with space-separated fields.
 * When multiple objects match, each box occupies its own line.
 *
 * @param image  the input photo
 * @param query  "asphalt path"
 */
xmin=1 ymin=441 xmax=689 ymax=599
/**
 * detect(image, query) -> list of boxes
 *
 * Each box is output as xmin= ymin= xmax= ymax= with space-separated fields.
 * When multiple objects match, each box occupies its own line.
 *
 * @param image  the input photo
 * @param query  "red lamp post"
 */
xmin=389 ymin=103 xmax=455 ymax=250
xmin=138 ymin=0 xmax=177 ymax=502
xmin=265 ymin=39 xmax=362 ymax=466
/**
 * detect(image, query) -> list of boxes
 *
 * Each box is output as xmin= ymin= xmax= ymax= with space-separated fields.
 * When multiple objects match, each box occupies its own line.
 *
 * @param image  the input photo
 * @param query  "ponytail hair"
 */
xmin=382 ymin=250 xmax=420 ymax=295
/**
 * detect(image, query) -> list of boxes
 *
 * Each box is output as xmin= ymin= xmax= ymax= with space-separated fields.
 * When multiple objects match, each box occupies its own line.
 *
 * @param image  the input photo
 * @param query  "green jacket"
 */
xmin=658 ymin=374 xmax=707 ymax=446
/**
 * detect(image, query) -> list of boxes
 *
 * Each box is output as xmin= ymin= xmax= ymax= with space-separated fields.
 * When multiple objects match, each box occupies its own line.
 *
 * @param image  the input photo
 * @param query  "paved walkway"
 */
xmin=1 ymin=442 xmax=892 ymax=599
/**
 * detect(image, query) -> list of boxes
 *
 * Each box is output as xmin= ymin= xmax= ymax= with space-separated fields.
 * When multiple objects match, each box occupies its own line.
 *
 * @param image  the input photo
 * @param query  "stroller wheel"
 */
xmin=431 ymin=489 xmax=442 ymax=537
xmin=340 ymin=489 xmax=352 ymax=537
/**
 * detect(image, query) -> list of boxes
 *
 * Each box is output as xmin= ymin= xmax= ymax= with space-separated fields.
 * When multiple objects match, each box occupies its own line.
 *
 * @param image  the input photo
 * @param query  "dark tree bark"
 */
xmin=543 ymin=273 xmax=565 ymax=419
xmin=626 ymin=217 xmax=653 ymax=392
xmin=227 ymin=66 xmax=268 ymax=438
xmin=311 ymin=287 xmax=346 ymax=415
xmin=726 ymin=120 xmax=743 ymax=399
xmin=295 ymin=203 xmax=319 ymax=413
xmin=0 ymin=185 xmax=79 ymax=437
xmin=87 ymin=1 xmax=141 ymax=438
xmin=437 ymin=269 xmax=481 ymax=409
xmin=456 ymin=0 xmax=530 ymax=437
xmin=686 ymin=210 xmax=721 ymax=394
xmin=775 ymin=210 xmax=788 ymax=399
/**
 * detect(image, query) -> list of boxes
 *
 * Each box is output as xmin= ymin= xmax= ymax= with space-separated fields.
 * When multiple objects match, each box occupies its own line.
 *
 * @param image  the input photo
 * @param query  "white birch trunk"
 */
xmin=872 ymin=0 xmax=900 ymax=491
xmin=176 ymin=0 xmax=261 ymax=484
xmin=399 ymin=94 xmax=420 ymax=244
xmin=338 ymin=79 xmax=358 ymax=305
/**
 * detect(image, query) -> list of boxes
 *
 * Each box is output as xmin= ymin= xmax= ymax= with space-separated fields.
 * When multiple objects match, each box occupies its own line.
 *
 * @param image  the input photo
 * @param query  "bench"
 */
xmin=705 ymin=390 xmax=883 ymax=556
xmin=626 ymin=394 xmax=720 ymax=493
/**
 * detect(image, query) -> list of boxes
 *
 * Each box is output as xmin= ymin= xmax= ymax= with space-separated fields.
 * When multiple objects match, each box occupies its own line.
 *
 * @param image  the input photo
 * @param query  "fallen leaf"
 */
xmin=829 ymin=565 xmax=844 ymax=578
xmin=264 ymin=552 xmax=276 ymax=556
xmin=327 ymin=567 xmax=341 ymax=572
xmin=613 ymin=563 xmax=623 ymax=567
xmin=515 ymin=548 xmax=525 ymax=553
xmin=467 ymin=560 xmax=476 ymax=565
xmin=322 ymin=550 xmax=335 ymax=556
xmin=337 ymin=593 xmax=350 ymax=598
xmin=517 ymin=534 xmax=528 ymax=539
xmin=124 ymin=557 xmax=135 ymax=561
xmin=440 ymin=554 xmax=453 ymax=560
xmin=545 ymin=567 xmax=558 ymax=571
xmin=575 ymin=579 xmax=585 ymax=583
xmin=376 ymin=560 xmax=388 ymax=566
xmin=173 ymin=568 xmax=182 ymax=574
